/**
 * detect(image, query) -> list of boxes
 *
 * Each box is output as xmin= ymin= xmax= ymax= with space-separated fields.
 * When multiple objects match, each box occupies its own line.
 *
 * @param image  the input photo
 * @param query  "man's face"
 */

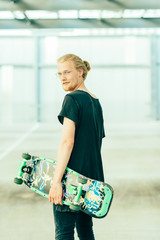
xmin=57 ymin=61 xmax=83 ymax=92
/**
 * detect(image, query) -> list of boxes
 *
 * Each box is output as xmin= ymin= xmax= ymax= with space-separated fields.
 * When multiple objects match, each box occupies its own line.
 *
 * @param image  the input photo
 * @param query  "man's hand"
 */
xmin=49 ymin=182 xmax=64 ymax=205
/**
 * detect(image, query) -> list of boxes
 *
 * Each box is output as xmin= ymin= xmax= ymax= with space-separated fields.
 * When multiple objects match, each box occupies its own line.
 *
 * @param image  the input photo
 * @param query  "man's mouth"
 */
xmin=63 ymin=82 xmax=69 ymax=85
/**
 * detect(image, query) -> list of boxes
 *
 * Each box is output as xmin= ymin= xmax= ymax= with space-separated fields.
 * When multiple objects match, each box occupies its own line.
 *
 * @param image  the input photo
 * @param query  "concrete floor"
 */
xmin=0 ymin=122 xmax=160 ymax=240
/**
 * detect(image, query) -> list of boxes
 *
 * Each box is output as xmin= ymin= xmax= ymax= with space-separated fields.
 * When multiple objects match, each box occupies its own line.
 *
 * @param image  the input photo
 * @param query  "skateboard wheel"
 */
xmin=22 ymin=153 xmax=31 ymax=160
xmin=14 ymin=177 xmax=23 ymax=184
xmin=69 ymin=204 xmax=80 ymax=211
xmin=78 ymin=177 xmax=87 ymax=184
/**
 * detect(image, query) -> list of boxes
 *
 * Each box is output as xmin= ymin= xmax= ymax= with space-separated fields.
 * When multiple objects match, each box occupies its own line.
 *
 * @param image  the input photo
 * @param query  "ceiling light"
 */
xmin=25 ymin=11 xmax=58 ymax=19
xmin=147 ymin=28 xmax=155 ymax=34
xmin=59 ymin=31 xmax=74 ymax=36
xmin=73 ymin=29 xmax=91 ymax=35
xmin=58 ymin=10 xmax=78 ymax=19
xmin=138 ymin=28 xmax=148 ymax=35
xmin=0 ymin=11 xmax=14 ymax=19
xmin=123 ymin=28 xmax=133 ymax=34
xmin=107 ymin=29 xmax=116 ymax=35
xmin=143 ymin=9 xmax=160 ymax=18
xmin=102 ymin=10 xmax=122 ymax=18
xmin=131 ymin=28 xmax=139 ymax=35
xmin=123 ymin=9 xmax=145 ymax=18
xmin=79 ymin=10 xmax=101 ymax=19
xmin=98 ymin=29 xmax=108 ymax=35
xmin=0 ymin=30 xmax=32 ymax=36
xmin=115 ymin=28 xmax=124 ymax=35
xmin=13 ymin=11 xmax=25 ymax=19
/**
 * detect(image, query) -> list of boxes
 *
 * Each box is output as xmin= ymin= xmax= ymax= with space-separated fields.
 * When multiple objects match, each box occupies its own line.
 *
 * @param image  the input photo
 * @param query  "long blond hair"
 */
xmin=57 ymin=54 xmax=91 ymax=80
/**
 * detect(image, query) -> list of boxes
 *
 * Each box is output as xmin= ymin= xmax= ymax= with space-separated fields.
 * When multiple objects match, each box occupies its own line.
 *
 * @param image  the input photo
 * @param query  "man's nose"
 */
xmin=61 ymin=73 xmax=67 ymax=80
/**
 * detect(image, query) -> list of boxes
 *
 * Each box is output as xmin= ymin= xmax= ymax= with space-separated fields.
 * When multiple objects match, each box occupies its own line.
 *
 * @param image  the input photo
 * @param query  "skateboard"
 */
xmin=14 ymin=153 xmax=113 ymax=218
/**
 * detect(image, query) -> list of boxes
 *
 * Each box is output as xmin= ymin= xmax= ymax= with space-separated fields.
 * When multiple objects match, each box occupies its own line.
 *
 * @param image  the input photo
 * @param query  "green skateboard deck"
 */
xmin=14 ymin=153 xmax=113 ymax=218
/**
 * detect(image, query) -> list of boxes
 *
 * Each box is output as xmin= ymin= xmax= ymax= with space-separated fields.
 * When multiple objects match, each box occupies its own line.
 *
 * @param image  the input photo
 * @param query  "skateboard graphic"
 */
xmin=14 ymin=153 xmax=113 ymax=218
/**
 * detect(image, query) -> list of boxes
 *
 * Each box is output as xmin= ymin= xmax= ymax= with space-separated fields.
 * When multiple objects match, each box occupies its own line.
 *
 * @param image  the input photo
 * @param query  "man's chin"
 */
xmin=63 ymin=86 xmax=69 ymax=92
xmin=62 ymin=85 xmax=74 ymax=92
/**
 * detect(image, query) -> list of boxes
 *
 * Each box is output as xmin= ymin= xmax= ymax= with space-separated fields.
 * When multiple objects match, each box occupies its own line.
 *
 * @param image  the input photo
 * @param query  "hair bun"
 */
xmin=83 ymin=60 xmax=91 ymax=72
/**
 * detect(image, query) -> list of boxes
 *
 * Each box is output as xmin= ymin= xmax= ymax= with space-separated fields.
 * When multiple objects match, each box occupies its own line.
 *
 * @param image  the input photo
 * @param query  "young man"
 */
xmin=49 ymin=54 xmax=105 ymax=240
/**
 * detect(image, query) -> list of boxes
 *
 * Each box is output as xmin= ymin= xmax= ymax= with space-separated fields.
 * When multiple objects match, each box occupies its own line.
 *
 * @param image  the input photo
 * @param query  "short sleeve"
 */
xmin=58 ymin=95 xmax=79 ymax=125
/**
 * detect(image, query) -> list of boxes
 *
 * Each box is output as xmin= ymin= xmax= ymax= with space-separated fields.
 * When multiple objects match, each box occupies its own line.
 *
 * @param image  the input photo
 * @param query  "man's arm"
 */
xmin=49 ymin=117 xmax=75 ymax=204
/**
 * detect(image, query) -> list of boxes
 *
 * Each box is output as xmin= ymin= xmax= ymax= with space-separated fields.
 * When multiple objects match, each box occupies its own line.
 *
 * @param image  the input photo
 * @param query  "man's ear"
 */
xmin=78 ymin=68 xmax=83 ymax=78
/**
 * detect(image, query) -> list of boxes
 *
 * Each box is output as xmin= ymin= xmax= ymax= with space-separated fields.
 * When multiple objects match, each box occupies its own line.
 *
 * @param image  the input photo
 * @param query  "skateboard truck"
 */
xmin=68 ymin=177 xmax=87 ymax=211
xmin=14 ymin=153 xmax=33 ymax=185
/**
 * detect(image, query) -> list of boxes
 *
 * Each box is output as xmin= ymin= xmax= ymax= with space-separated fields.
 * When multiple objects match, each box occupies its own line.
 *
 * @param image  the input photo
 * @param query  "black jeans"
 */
xmin=53 ymin=204 xmax=95 ymax=240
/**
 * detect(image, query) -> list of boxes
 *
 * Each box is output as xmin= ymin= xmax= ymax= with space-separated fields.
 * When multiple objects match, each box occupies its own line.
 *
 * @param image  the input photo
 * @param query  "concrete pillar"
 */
xmin=151 ymin=35 xmax=160 ymax=120
xmin=0 ymin=66 xmax=13 ymax=124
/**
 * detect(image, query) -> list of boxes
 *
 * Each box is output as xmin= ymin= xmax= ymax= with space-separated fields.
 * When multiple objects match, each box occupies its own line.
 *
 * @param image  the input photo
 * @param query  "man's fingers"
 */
xmin=54 ymin=196 xmax=61 ymax=205
xmin=51 ymin=195 xmax=62 ymax=205
xmin=48 ymin=191 xmax=52 ymax=203
xmin=58 ymin=196 xmax=63 ymax=205
xmin=49 ymin=192 xmax=54 ymax=204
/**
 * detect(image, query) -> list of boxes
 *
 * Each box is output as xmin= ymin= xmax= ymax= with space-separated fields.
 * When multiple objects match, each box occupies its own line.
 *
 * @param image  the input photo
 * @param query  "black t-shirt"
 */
xmin=58 ymin=90 xmax=105 ymax=182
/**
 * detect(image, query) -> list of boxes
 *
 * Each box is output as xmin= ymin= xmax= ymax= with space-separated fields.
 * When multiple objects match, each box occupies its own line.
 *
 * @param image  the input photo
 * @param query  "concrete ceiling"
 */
xmin=0 ymin=0 xmax=160 ymax=29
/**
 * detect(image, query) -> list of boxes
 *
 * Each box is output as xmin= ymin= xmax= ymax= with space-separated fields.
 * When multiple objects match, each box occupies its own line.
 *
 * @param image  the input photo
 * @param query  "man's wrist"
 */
xmin=52 ymin=177 xmax=62 ymax=185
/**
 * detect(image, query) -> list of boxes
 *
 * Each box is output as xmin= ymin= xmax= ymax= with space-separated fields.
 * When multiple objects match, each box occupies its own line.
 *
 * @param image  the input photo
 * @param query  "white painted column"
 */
xmin=1 ymin=66 xmax=13 ymax=124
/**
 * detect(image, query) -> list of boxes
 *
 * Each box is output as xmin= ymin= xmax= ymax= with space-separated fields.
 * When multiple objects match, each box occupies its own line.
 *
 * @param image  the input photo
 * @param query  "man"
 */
xmin=49 ymin=54 xmax=105 ymax=240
